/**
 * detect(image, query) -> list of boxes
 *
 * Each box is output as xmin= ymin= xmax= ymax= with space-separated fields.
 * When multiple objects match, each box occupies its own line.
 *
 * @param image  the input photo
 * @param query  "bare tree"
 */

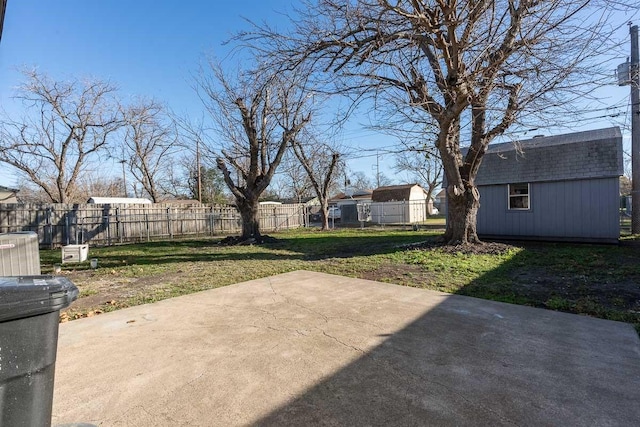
xmin=247 ymin=0 xmax=632 ymax=244
xmin=291 ymin=131 xmax=341 ymax=230
xmin=394 ymin=145 xmax=443 ymax=211
xmin=197 ymin=60 xmax=313 ymax=240
xmin=190 ymin=164 xmax=227 ymax=204
xmin=620 ymin=176 xmax=632 ymax=197
xmin=0 ymin=70 xmax=124 ymax=203
xmin=278 ymin=151 xmax=316 ymax=200
xmin=349 ymin=171 xmax=375 ymax=191
xmin=123 ymin=100 xmax=178 ymax=202
xmin=16 ymin=173 xmax=123 ymax=203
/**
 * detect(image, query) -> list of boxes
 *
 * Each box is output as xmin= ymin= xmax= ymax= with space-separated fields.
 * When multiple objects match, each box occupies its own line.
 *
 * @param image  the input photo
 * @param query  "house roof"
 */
xmin=280 ymin=196 xmax=319 ymax=205
xmin=474 ymin=127 xmax=623 ymax=186
xmin=329 ymin=189 xmax=373 ymax=202
xmin=371 ymin=184 xmax=426 ymax=202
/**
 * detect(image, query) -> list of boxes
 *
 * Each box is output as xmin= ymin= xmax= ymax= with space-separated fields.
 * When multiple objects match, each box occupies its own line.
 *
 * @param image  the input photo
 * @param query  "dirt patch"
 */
xmin=404 ymin=240 xmax=517 ymax=255
xmin=506 ymin=267 xmax=640 ymax=314
xmin=60 ymin=270 xmax=188 ymax=321
xmin=360 ymin=264 xmax=439 ymax=288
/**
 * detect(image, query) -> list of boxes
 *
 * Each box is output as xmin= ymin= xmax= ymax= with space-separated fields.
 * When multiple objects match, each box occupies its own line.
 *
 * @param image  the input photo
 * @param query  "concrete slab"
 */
xmin=52 ymin=271 xmax=640 ymax=426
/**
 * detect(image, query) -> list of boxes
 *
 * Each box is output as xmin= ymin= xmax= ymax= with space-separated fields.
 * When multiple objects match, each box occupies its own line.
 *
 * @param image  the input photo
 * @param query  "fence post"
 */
xmin=64 ymin=214 xmax=69 ymax=246
xmin=145 ymin=212 xmax=150 ymax=242
xmin=209 ymin=206 xmax=214 ymax=236
xmin=106 ymin=213 xmax=111 ymax=246
xmin=167 ymin=207 xmax=173 ymax=239
xmin=45 ymin=207 xmax=52 ymax=249
xmin=403 ymin=201 xmax=407 ymax=230
xmin=116 ymin=207 xmax=123 ymax=244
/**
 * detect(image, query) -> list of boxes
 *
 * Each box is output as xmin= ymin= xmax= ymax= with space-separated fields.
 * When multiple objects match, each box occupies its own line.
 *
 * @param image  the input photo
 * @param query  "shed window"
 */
xmin=508 ymin=183 xmax=530 ymax=210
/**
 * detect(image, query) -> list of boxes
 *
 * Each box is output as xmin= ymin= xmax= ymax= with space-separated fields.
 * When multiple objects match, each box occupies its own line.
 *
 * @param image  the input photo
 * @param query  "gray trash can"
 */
xmin=0 ymin=276 xmax=78 ymax=427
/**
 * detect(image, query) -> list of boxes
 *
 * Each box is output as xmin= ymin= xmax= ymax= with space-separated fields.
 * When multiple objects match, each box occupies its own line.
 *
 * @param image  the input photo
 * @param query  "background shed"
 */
xmin=370 ymin=184 xmax=431 ymax=224
xmin=469 ymin=127 xmax=623 ymax=242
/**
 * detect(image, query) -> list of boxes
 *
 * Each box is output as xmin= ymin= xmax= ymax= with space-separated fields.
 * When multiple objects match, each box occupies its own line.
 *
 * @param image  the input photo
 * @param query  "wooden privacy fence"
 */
xmin=0 ymin=203 xmax=306 ymax=248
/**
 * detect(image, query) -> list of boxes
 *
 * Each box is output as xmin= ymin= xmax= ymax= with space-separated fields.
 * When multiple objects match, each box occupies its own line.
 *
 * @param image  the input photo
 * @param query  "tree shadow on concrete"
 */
xmin=250 ymin=263 xmax=640 ymax=426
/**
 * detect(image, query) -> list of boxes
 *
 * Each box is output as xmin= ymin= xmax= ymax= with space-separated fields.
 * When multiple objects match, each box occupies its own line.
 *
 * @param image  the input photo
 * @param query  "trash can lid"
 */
xmin=0 ymin=276 xmax=79 ymax=322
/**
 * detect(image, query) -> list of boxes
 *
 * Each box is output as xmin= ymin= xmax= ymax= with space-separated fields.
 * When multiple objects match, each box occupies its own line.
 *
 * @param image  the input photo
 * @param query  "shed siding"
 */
xmin=409 ymin=186 xmax=427 ymax=201
xmin=370 ymin=201 xmax=427 ymax=224
xmin=477 ymin=177 xmax=619 ymax=240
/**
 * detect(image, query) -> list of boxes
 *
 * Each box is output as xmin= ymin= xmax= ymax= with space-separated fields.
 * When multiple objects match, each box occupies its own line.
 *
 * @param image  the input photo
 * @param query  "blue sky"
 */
xmin=0 ymin=1 xmax=292 ymax=115
xmin=0 ymin=1 xmax=634 ymax=189
xmin=0 ymin=0 xmax=306 ymax=187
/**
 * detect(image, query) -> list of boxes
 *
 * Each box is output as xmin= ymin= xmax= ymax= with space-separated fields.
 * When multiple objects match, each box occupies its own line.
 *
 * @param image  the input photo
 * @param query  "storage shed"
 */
xmin=470 ymin=127 xmax=623 ymax=243
xmin=370 ymin=184 xmax=432 ymax=224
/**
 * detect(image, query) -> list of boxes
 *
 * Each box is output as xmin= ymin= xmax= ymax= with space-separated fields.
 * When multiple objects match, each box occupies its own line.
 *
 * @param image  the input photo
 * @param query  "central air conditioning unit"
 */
xmin=0 ymin=232 xmax=41 ymax=276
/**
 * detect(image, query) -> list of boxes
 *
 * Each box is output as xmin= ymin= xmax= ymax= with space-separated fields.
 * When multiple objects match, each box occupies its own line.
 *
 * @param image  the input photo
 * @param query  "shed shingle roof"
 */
xmin=371 ymin=184 xmax=426 ymax=202
xmin=474 ymin=127 xmax=623 ymax=186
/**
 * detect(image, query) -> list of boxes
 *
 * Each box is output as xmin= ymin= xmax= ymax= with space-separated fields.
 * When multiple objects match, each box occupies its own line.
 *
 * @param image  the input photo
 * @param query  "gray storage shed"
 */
xmin=472 ymin=127 xmax=623 ymax=243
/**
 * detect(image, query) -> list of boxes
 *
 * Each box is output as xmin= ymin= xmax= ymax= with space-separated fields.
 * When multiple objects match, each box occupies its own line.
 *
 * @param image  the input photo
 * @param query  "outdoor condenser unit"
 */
xmin=0 ymin=231 xmax=41 ymax=275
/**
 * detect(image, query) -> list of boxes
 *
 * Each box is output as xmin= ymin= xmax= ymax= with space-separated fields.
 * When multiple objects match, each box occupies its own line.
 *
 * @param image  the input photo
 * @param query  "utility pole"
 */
xmin=376 ymin=151 xmax=380 ymax=188
xmin=119 ymin=160 xmax=128 ymax=197
xmin=631 ymin=24 xmax=639 ymax=234
xmin=371 ymin=151 xmax=380 ymax=188
xmin=196 ymin=138 xmax=202 ymax=203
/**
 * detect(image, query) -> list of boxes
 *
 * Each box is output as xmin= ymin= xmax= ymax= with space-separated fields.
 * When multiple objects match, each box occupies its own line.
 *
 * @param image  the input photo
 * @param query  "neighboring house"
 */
xmin=370 ymin=184 xmax=433 ymax=224
xmin=621 ymin=195 xmax=632 ymax=216
xmin=434 ymin=188 xmax=447 ymax=214
xmin=461 ymin=127 xmax=623 ymax=243
xmin=0 ymin=185 xmax=18 ymax=203
xmin=280 ymin=196 xmax=319 ymax=206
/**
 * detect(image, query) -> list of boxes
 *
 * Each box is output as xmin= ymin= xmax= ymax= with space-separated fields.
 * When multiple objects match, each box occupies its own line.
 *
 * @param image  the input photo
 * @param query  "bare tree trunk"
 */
xmin=425 ymin=186 xmax=435 ymax=216
xmin=437 ymin=122 xmax=482 ymax=245
xmin=320 ymin=200 xmax=330 ymax=230
xmin=238 ymin=198 xmax=260 ymax=240
xmin=444 ymin=185 xmax=480 ymax=244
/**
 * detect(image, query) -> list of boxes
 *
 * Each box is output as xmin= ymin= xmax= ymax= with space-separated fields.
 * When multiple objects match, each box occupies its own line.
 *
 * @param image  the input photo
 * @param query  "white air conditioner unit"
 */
xmin=0 ymin=232 xmax=41 ymax=275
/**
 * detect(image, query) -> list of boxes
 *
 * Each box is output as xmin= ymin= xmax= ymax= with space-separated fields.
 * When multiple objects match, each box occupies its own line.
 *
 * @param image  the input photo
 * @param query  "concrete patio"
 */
xmin=52 ymin=271 xmax=640 ymax=426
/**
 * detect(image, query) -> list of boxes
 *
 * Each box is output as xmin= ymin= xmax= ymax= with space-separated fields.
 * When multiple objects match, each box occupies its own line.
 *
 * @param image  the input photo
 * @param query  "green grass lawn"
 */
xmin=42 ymin=228 xmax=640 ymax=333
